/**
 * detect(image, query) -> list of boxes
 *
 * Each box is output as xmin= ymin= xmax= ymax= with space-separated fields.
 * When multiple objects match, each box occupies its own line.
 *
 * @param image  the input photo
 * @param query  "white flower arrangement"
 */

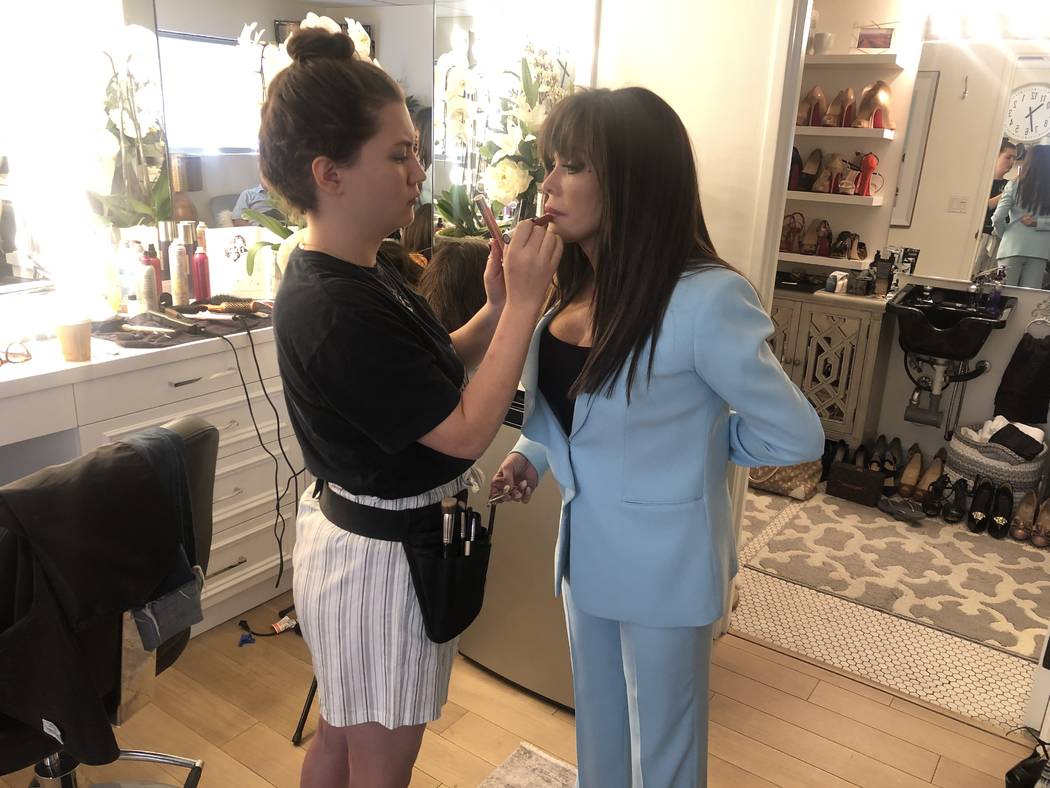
xmin=483 ymin=158 xmax=533 ymax=206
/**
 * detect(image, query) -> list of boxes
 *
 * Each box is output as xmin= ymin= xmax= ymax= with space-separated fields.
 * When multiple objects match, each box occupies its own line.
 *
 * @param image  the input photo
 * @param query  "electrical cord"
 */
xmin=214 ymin=318 xmax=304 ymax=589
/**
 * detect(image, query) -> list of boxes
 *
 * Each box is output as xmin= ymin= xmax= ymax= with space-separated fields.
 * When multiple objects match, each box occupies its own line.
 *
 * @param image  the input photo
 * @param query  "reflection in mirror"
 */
xmin=153 ymin=1 xmax=434 ymax=290
xmin=891 ymin=38 xmax=1050 ymax=291
xmin=1 ymin=0 xmax=169 ymax=320
xmin=432 ymin=0 xmax=596 ymax=241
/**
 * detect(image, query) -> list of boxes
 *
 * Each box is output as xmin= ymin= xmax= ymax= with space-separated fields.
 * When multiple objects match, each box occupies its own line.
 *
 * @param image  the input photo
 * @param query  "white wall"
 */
xmin=596 ymin=0 xmax=798 ymax=281
xmin=155 ymin=0 xmax=307 ymax=40
xmin=887 ymin=43 xmax=1014 ymax=279
xmin=322 ymin=4 xmax=434 ymax=105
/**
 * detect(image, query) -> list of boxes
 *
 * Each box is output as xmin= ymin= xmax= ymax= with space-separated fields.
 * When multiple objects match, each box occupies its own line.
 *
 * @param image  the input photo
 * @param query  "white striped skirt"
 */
xmin=292 ymin=490 xmax=458 ymax=729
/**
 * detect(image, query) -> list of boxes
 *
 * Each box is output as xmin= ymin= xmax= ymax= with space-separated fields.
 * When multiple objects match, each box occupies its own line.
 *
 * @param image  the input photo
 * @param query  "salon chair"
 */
xmin=0 ymin=416 xmax=219 ymax=787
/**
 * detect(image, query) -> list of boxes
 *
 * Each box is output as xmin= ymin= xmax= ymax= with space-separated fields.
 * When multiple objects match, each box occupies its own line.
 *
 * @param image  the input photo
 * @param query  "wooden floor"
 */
xmin=1 ymin=592 xmax=1034 ymax=788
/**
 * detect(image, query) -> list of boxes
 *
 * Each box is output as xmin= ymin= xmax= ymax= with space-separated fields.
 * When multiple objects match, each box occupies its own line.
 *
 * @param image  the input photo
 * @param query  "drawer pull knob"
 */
xmin=214 ymin=486 xmax=244 ymax=503
xmin=169 ymin=377 xmax=202 ymax=388
xmin=221 ymin=419 xmax=240 ymax=432
xmin=208 ymin=556 xmax=248 ymax=578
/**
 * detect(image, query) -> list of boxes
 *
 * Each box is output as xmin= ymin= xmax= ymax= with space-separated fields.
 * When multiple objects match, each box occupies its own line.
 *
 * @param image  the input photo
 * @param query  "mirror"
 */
xmin=888 ymin=41 xmax=1050 ymax=290
xmin=0 ymin=0 xmax=169 ymax=303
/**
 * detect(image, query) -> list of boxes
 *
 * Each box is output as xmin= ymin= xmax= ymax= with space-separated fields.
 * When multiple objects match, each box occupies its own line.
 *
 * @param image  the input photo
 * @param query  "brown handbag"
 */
xmin=748 ymin=460 xmax=822 ymax=501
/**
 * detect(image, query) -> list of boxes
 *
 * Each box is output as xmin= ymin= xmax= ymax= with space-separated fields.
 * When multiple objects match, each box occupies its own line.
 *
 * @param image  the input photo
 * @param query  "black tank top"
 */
xmin=538 ymin=324 xmax=590 ymax=436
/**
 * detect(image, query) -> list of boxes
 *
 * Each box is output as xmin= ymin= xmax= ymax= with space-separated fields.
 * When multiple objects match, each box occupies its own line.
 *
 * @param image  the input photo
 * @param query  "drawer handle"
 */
xmin=208 ymin=556 xmax=248 ymax=578
xmin=214 ymin=486 xmax=244 ymax=503
xmin=169 ymin=377 xmax=202 ymax=388
xmin=221 ymin=419 xmax=240 ymax=432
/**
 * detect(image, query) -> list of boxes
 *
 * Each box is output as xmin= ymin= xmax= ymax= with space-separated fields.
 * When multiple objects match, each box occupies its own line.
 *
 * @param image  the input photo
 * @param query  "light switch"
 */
xmin=948 ymin=196 xmax=969 ymax=213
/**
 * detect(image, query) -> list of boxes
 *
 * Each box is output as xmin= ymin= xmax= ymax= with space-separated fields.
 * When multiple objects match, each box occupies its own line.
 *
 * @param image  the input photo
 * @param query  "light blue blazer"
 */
xmin=512 ymin=268 xmax=824 ymax=628
xmin=993 ymin=180 xmax=1050 ymax=261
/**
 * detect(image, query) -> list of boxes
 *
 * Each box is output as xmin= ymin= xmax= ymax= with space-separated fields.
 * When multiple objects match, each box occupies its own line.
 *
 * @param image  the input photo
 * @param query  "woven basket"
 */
xmin=944 ymin=426 xmax=1047 ymax=498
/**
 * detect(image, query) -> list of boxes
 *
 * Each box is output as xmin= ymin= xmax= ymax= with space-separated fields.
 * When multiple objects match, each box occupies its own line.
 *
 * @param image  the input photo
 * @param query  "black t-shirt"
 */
xmin=273 ymin=246 xmax=471 ymax=499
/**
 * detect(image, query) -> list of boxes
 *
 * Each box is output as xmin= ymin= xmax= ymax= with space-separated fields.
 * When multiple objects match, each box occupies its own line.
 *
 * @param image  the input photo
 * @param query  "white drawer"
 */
xmin=213 ymin=440 xmax=306 ymax=533
xmin=74 ymin=341 xmax=279 ymax=425
xmin=0 ymin=385 xmax=76 ymax=447
xmin=206 ymin=505 xmax=297 ymax=585
xmin=78 ymin=380 xmax=293 ymax=459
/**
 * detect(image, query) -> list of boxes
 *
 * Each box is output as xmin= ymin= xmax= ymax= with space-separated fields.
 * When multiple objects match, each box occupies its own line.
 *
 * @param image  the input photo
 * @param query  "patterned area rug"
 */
xmin=478 ymin=742 xmax=577 ymax=787
xmin=741 ymin=489 xmax=1050 ymax=660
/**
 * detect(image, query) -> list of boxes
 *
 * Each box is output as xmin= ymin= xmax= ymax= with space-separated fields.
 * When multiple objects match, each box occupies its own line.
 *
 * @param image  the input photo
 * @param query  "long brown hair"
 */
xmin=418 ymin=239 xmax=488 ymax=332
xmin=1017 ymin=145 xmax=1050 ymax=216
xmin=540 ymin=87 xmax=729 ymax=400
xmin=258 ymin=28 xmax=403 ymax=212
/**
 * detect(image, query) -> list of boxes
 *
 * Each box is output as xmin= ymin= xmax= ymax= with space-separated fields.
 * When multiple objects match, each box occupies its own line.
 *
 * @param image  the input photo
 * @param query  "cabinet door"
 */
xmin=794 ymin=304 xmax=870 ymax=437
xmin=769 ymin=297 xmax=802 ymax=379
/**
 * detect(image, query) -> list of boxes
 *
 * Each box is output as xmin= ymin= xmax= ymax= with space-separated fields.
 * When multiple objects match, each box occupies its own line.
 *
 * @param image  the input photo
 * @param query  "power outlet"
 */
xmin=947 ymin=195 xmax=970 ymax=213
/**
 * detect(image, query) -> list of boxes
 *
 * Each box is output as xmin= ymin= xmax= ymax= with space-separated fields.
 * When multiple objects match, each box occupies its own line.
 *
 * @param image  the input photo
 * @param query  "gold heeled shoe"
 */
xmin=1011 ymin=491 xmax=1038 ymax=541
xmin=811 ymin=153 xmax=848 ymax=193
xmin=822 ymin=88 xmax=855 ymax=127
xmin=798 ymin=148 xmax=823 ymax=191
xmin=852 ymin=81 xmax=895 ymax=129
xmin=797 ymin=86 xmax=828 ymax=127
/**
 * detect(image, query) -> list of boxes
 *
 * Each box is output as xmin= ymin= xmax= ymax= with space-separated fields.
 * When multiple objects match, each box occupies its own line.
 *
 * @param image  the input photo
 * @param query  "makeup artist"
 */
xmin=491 ymin=87 xmax=824 ymax=788
xmin=262 ymin=27 xmax=561 ymax=788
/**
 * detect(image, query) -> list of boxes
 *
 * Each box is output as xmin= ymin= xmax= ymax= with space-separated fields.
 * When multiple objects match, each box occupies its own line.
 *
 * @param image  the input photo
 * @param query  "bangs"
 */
xmin=539 ymin=94 xmax=596 ymax=170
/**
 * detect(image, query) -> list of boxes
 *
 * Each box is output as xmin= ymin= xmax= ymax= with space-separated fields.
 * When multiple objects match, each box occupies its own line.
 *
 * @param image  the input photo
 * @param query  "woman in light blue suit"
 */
xmin=993 ymin=146 xmax=1050 ymax=289
xmin=490 ymin=88 xmax=824 ymax=788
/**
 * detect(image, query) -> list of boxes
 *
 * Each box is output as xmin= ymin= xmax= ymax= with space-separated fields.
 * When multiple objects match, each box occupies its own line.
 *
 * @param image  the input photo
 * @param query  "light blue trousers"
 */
xmin=563 ymin=579 xmax=713 ymax=788
xmin=1001 ymin=255 xmax=1048 ymax=290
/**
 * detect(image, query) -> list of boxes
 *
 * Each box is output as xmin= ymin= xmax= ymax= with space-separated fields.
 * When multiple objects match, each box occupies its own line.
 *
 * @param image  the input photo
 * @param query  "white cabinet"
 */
xmin=771 ymin=291 xmax=892 ymax=447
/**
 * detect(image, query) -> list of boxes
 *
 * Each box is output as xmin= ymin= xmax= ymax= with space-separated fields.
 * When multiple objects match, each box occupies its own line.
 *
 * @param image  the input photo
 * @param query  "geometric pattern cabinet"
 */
xmin=771 ymin=292 xmax=891 ymax=447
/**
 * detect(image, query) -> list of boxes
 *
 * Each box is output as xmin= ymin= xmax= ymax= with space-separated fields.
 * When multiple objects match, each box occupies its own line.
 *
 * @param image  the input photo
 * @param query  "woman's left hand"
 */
xmin=483 ymin=239 xmax=507 ymax=312
xmin=1022 ymin=213 xmax=1038 ymax=227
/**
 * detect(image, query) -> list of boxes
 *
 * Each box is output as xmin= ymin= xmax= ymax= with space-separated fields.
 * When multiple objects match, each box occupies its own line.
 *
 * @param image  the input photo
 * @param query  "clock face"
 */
xmin=1005 ymin=84 xmax=1050 ymax=142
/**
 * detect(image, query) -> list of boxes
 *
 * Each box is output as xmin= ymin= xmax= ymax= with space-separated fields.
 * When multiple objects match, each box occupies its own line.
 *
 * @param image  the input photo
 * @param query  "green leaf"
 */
xmin=435 ymin=196 xmax=457 ymax=225
xmin=479 ymin=141 xmax=500 ymax=160
xmin=246 ymin=241 xmax=277 ymax=276
xmin=243 ymin=209 xmax=293 ymax=239
xmin=521 ymin=58 xmax=539 ymax=107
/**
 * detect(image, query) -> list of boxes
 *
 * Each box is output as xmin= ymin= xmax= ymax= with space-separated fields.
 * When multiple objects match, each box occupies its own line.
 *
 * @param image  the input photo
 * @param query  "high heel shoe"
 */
xmin=798 ymin=148 xmax=823 ymax=191
xmin=868 ymin=435 xmax=887 ymax=472
xmin=855 ymin=152 xmax=879 ymax=198
xmin=882 ymin=438 xmax=902 ymax=497
xmin=988 ymin=484 xmax=1014 ymax=539
xmin=789 ymin=147 xmax=803 ymax=191
xmin=797 ymin=86 xmax=829 ymax=126
xmin=780 ymin=212 xmax=805 ymax=253
xmin=852 ymin=81 xmax=895 ymax=129
xmin=1032 ymin=499 xmax=1050 ymax=548
xmin=822 ymin=88 xmax=856 ymax=128
xmin=913 ymin=448 xmax=945 ymax=502
xmin=898 ymin=445 xmax=923 ymax=498
xmin=800 ymin=218 xmax=832 ymax=256
xmin=1010 ymin=490 xmax=1038 ymax=541
xmin=852 ymin=444 xmax=870 ymax=469
xmin=922 ymin=475 xmax=950 ymax=518
xmin=837 ymin=166 xmax=860 ymax=195
xmin=830 ymin=231 xmax=853 ymax=259
xmin=851 ymin=234 xmax=868 ymax=261
xmin=812 ymin=153 xmax=848 ymax=194
xmin=942 ymin=479 xmax=969 ymax=524
xmin=968 ymin=479 xmax=995 ymax=534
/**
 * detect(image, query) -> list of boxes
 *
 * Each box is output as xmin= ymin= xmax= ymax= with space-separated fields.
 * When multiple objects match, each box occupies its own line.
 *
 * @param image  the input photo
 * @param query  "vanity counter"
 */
xmin=773 ymin=287 xmax=889 ymax=313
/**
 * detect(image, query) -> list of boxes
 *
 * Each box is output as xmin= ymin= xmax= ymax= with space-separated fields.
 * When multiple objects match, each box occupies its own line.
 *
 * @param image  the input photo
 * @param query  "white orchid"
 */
xmin=237 ymin=22 xmax=265 ymax=47
xmin=444 ymin=64 xmax=476 ymax=99
xmin=345 ymin=18 xmax=373 ymax=62
xmin=445 ymin=96 xmax=473 ymax=143
xmin=483 ymin=158 xmax=533 ymax=206
xmin=513 ymin=95 xmax=547 ymax=128
xmin=262 ymin=44 xmax=293 ymax=90
xmin=301 ymin=12 xmax=342 ymax=35
xmin=493 ymin=121 xmax=525 ymax=160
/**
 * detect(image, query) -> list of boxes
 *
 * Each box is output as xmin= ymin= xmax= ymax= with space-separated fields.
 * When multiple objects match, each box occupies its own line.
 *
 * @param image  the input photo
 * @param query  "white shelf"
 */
xmin=804 ymin=53 xmax=904 ymax=69
xmin=786 ymin=190 xmax=884 ymax=206
xmin=779 ymin=252 xmax=870 ymax=271
xmin=794 ymin=126 xmax=895 ymax=140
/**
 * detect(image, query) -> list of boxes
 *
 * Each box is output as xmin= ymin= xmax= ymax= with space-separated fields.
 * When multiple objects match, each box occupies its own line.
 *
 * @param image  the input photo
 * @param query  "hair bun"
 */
xmin=286 ymin=27 xmax=355 ymax=64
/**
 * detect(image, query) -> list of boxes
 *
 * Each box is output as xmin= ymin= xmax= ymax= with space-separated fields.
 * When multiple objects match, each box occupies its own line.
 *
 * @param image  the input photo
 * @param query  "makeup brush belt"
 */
xmin=315 ymin=481 xmax=490 ymax=644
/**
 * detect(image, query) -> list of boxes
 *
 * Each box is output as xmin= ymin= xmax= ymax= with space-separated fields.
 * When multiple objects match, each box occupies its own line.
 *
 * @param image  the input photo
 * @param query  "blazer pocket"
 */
xmin=621 ymin=410 xmax=705 ymax=504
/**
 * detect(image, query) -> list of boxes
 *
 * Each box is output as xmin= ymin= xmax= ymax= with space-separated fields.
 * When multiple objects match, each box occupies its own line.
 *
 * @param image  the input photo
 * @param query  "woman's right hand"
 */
xmin=501 ymin=221 xmax=563 ymax=311
xmin=491 ymin=452 xmax=539 ymax=503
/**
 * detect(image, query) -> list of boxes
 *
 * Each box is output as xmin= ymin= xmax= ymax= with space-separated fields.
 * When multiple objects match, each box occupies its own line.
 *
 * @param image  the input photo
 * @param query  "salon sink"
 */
xmin=887 ymin=283 xmax=1016 ymax=361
